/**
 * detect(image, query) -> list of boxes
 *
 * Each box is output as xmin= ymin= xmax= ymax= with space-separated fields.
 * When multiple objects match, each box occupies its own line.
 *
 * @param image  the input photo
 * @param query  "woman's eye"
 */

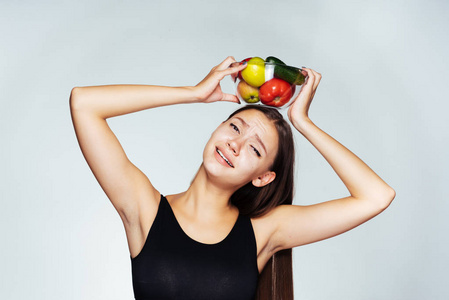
xmin=252 ymin=146 xmax=261 ymax=157
xmin=230 ymin=123 xmax=240 ymax=133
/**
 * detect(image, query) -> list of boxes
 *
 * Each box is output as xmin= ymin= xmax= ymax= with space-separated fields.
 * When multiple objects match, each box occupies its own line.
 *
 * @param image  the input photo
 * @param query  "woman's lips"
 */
xmin=215 ymin=148 xmax=234 ymax=168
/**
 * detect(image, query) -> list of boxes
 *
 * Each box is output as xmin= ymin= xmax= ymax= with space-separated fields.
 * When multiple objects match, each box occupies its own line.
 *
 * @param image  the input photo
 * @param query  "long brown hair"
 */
xmin=226 ymin=105 xmax=295 ymax=300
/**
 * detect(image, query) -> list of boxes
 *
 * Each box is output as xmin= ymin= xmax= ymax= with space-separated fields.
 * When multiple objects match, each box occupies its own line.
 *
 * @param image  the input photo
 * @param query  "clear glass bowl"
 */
xmin=231 ymin=57 xmax=306 ymax=109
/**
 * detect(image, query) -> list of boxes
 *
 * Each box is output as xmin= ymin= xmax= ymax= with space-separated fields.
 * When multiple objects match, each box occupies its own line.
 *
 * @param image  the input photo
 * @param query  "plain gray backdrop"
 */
xmin=1 ymin=0 xmax=448 ymax=299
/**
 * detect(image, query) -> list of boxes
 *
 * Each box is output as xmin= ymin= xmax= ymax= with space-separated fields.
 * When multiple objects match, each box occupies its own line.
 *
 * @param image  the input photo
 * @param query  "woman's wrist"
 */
xmin=183 ymin=86 xmax=204 ymax=103
xmin=187 ymin=84 xmax=217 ymax=104
xmin=291 ymin=116 xmax=314 ymax=134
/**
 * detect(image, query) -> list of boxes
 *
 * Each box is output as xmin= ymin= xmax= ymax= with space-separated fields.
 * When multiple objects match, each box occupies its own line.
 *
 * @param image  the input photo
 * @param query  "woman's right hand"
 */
xmin=193 ymin=56 xmax=247 ymax=104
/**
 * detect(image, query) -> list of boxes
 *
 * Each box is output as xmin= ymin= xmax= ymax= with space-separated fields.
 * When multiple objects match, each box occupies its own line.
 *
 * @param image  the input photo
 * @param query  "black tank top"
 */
xmin=131 ymin=195 xmax=259 ymax=300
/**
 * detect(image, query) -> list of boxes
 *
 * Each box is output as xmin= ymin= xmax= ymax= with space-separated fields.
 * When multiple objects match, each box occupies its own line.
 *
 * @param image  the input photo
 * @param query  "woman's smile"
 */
xmin=215 ymin=147 xmax=234 ymax=168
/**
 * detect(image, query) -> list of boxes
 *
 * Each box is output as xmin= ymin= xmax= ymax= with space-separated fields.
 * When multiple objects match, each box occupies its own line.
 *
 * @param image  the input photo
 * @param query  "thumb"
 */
xmin=221 ymin=93 xmax=241 ymax=104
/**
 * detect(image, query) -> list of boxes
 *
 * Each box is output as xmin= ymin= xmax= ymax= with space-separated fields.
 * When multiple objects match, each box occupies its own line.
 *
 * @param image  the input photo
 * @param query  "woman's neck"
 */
xmin=173 ymin=164 xmax=238 ymax=217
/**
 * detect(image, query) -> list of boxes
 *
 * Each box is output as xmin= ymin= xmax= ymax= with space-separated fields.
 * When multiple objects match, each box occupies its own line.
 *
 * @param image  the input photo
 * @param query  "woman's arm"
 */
xmin=70 ymin=56 xmax=245 ymax=118
xmin=267 ymin=68 xmax=395 ymax=252
xmin=69 ymin=86 xmax=194 ymax=225
xmin=70 ymin=57 xmax=246 ymax=225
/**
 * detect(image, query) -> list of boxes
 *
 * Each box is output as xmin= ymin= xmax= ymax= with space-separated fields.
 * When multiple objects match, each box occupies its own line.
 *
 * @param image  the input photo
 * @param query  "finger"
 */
xmin=306 ymin=69 xmax=321 ymax=98
xmin=300 ymin=68 xmax=315 ymax=94
xmin=229 ymin=61 xmax=241 ymax=68
xmin=304 ymin=68 xmax=321 ymax=94
xmin=304 ymin=68 xmax=320 ymax=79
xmin=229 ymin=62 xmax=246 ymax=82
xmin=300 ymin=68 xmax=308 ymax=78
xmin=222 ymin=63 xmax=247 ymax=77
xmin=308 ymin=69 xmax=321 ymax=91
xmin=209 ymin=63 xmax=246 ymax=84
xmin=221 ymin=93 xmax=241 ymax=104
xmin=216 ymin=56 xmax=237 ymax=70
xmin=230 ymin=72 xmax=237 ymax=82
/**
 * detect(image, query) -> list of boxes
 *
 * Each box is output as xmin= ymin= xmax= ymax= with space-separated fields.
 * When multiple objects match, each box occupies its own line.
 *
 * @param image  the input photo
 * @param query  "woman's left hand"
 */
xmin=287 ymin=68 xmax=322 ymax=128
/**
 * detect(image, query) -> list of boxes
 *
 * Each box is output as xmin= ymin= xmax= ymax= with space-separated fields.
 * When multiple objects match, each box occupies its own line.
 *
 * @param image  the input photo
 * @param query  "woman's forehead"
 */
xmin=230 ymin=109 xmax=273 ymax=128
xmin=229 ymin=110 xmax=279 ymax=145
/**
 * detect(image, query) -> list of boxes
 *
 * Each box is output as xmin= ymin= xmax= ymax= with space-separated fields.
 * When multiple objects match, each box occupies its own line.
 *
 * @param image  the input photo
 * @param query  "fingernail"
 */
xmin=242 ymin=61 xmax=247 ymax=65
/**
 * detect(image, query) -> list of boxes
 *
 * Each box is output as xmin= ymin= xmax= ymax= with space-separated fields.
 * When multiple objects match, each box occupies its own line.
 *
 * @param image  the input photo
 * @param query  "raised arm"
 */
xmin=266 ymin=68 xmax=395 ymax=252
xmin=69 ymin=57 xmax=246 ymax=225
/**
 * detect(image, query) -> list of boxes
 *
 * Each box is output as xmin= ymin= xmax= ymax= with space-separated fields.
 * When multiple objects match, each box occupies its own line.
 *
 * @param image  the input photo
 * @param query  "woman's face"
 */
xmin=203 ymin=109 xmax=279 ymax=189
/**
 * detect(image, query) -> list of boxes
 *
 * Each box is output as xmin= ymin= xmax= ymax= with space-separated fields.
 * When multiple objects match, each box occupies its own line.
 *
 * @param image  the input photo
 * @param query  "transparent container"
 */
xmin=231 ymin=57 xmax=306 ymax=109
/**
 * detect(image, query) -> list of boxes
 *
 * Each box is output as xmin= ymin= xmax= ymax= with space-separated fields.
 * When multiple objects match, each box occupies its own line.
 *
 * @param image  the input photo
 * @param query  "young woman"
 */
xmin=70 ymin=57 xmax=395 ymax=300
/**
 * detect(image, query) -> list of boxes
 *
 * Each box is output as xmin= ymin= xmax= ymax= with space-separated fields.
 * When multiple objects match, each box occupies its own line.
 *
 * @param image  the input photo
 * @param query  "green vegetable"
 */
xmin=265 ymin=56 xmax=306 ymax=85
xmin=266 ymin=56 xmax=286 ymax=66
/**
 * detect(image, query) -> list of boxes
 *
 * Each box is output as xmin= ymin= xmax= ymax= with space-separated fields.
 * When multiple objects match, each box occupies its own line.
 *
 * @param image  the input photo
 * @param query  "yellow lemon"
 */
xmin=241 ymin=57 xmax=265 ymax=87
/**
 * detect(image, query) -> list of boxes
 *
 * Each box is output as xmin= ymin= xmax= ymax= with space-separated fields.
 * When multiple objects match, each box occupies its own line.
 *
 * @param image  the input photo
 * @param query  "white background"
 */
xmin=1 ymin=0 xmax=448 ymax=299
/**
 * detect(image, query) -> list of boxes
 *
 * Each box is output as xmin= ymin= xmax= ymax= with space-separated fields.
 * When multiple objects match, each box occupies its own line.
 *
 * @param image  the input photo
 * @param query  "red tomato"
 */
xmin=259 ymin=78 xmax=293 ymax=107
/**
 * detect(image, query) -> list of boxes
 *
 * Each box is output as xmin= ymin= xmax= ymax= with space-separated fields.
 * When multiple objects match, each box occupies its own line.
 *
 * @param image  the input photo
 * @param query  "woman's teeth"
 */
xmin=217 ymin=149 xmax=234 ymax=168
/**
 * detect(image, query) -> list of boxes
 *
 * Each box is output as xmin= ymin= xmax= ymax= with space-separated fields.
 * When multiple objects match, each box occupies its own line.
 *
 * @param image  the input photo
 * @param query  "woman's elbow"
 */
xmin=69 ymin=87 xmax=85 ymax=112
xmin=379 ymin=187 xmax=396 ymax=211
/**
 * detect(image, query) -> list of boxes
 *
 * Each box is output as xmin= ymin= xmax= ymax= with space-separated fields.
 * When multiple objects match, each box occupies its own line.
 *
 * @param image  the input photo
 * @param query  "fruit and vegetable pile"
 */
xmin=236 ymin=56 xmax=305 ymax=108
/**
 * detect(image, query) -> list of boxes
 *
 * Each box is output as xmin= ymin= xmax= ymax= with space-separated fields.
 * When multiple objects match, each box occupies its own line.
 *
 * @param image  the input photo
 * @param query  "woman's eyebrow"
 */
xmin=234 ymin=117 xmax=268 ymax=155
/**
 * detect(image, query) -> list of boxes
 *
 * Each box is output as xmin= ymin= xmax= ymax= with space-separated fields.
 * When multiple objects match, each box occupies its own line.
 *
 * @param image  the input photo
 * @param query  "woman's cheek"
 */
xmin=242 ymin=155 xmax=259 ymax=174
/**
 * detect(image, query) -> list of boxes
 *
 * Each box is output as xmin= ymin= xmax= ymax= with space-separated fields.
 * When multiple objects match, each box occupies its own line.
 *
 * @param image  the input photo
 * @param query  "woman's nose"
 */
xmin=227 ymin=139 xmax=240 ymax=155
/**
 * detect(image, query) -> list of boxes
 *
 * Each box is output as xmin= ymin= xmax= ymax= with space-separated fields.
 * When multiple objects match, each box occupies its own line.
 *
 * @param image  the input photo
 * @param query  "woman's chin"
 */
xmin=201 ymin=161 xmax=247 ymax=188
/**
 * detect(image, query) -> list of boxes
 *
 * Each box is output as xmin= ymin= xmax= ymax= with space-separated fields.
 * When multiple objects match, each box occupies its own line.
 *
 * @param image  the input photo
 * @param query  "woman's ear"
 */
xmin=252 ymin=171 xmax=276 ymax=187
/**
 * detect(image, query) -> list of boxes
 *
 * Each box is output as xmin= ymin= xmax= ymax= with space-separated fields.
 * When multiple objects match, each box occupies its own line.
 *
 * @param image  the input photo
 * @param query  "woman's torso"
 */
xmin=129 ymin=194 xmax=260 ymax=300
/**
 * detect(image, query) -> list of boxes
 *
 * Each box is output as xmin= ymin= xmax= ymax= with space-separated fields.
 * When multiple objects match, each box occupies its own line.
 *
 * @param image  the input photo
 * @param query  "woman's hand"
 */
xmin=193 ymin=56 xmax=247 ymax=104
xmin=287 ymin=68 xmax=322 ymax=129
